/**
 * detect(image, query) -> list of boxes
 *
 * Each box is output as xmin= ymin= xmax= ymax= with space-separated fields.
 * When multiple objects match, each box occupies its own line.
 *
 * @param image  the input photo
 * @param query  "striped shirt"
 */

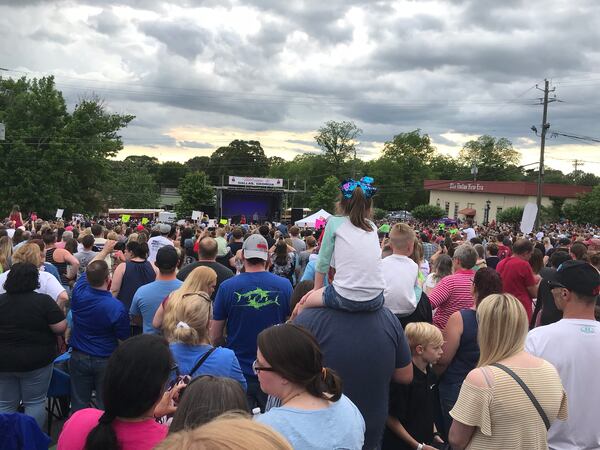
xmin=429 ymin=269 xmax=474 ymax=330
xmin=450 ymin=361 xmax=567 ymax=450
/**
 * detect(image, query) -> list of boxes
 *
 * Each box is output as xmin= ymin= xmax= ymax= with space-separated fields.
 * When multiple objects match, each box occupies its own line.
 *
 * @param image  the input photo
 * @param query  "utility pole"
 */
xmin=534 ymin=79 xmax=555 ymax=229
xmin=572 ymin=159 xmax=584 ymax=172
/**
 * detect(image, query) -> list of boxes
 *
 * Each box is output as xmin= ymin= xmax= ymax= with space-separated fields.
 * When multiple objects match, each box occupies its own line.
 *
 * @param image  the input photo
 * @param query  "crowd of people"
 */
xmin=0 ymin=186 xmax=598 ymax=449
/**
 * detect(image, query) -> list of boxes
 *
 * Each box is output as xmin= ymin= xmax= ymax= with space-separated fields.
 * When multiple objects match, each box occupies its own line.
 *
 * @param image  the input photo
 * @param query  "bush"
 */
xmin=373 ymin=208 xmax=386 ymax=220
xmin=496 ymin=206 xmax=524 ymax=224
xmin=411 ymin=204 xmax=446 ymax=221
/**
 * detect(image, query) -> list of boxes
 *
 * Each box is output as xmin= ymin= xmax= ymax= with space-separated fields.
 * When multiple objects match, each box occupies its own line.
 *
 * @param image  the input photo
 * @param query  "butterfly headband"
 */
xmin=340 ymin=176 xmax=377 ymax=199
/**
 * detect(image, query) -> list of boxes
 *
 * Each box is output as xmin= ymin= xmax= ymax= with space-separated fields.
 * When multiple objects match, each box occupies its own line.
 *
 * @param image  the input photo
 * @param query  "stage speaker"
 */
xmin=291 ymin=208 xmax=304 ymax=224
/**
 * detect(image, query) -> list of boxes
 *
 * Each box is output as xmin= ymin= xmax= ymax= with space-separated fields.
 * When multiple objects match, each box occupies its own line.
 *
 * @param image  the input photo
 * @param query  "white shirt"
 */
xmin=147 ymin=235 xmax=174 ymax=263
xmin=463 ymin=227 xmax=476 ymax=241
xmin=382 ymin=254 xmax=418 ymax=315
xmin=0 ymin=269 xmax=65 ymax=301
xmin=525 ymin=319 xmax=600 ymax=450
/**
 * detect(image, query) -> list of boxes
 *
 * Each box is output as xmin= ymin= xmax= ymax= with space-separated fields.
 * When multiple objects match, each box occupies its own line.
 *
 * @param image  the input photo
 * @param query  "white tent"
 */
xmin=294 ymin=209 xmax=332 ymax=227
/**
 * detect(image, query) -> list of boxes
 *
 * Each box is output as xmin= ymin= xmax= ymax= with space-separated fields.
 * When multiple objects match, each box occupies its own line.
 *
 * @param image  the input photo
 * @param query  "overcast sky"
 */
xmin=1 ymin=0 xmax=600 ymax=175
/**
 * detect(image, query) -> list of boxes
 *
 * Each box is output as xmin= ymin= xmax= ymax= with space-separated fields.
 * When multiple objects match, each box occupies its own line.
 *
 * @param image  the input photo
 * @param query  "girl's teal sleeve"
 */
xmin=316 ymin=216 xmax=342 ymax=274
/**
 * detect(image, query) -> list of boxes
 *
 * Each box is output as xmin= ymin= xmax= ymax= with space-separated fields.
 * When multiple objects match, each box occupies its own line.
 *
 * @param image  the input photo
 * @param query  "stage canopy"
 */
xmin=295 ymin=209 xmax=331 ymax=227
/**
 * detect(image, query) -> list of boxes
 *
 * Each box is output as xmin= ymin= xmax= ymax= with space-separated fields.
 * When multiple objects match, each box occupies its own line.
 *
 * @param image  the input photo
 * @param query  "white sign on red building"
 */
xmin=228 ymin=176 xmax=283 ymax=187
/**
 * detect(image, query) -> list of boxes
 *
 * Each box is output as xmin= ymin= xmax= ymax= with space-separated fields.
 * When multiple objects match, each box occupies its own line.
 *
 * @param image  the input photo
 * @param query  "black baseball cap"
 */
xmin=544 ymin=260 xmax=600 ymax=297
xmin=155 ymin=246 xmax=179 ymax=271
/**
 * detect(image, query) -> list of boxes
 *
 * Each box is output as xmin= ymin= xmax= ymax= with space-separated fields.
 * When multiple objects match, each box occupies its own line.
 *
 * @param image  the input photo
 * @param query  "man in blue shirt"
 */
xmin=295 ymin=307 xmax=413 ymax=450
xmin=210 ymin=234 xmax=292 ymax=411
xmin=69 ymin=242 xmax=129 ymax=413
xmin=130 ymin=246 xmax=182 ymax=334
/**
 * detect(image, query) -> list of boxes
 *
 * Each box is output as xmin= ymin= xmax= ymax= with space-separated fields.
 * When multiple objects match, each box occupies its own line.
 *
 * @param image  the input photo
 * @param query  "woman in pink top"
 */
xmin=58 ymin=334 xmax=182 ymax=450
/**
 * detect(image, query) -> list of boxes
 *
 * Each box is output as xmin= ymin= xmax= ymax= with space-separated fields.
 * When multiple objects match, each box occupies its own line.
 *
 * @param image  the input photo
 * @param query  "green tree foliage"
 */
xmin=123 ymin=155 xmax=160 ymax=174
xmin=369 ymin=130 xmax=435 ymax=210
xmin=175 ymin=171 xmax=215 ymax=218
xmin=411 ymin=204 xmax=446 ymax=221
xmin=186 ymin=156 xmax=210 ymax=173
xmin=314 ymin=121 xmax=362 ymax=177
xmin=105 ymin=160 xmax=159 ymax=209
xmin=156 ymin=161 xmax=190 ymax=187
xmin=561 ymin=186 xmax=600 ymax=224
xmin=459 ymin=135 xmax=522 ymax=181
xmin=309 ymin=175 xmax=340 ymax=213
xmin=496 ymin=206 xmax=524 ymax=224
xmin=0 ymin=76 xmax=134 ymax=216
xmin=208 ymin=140 xmax=269 ymax=184
xmin=428 ymin=154 xmax=471 ymax=180
xmin=373 ymin=207 xmax=387 ymax=221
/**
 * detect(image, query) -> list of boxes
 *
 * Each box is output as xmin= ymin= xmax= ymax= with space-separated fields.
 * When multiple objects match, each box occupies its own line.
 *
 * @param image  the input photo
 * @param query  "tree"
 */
xmin=105 ymin=160 xmax=160 ymax=208
xmin=314 ymin=121 xmax=362 ymax=177
xmin=428 ymin=154 xmax=471 ymax=180
xmin=496 ymin=206 xmax=524 ymax=224
xmin=369 ymin=129 xmax=436 ymax=210
xmin=309 ymin=176 xmax=340 ymax=213
xmin=156 ymin=161 xmax=190 ymax=187
xmin=175 ymin=171 xmax=215 ymax=218
xmin=411 ymin=204 xmax=446 ymax=221
xmin=186 ymin=156 xmax=210 ymax=173
xmin=0 ymin=76 xmax=134 ymax=215
xmin=459 ymin=135 xmax=521 ymax=181
xmin=562 ymin=186 xmax=600 ymax=224
xmin=208 ymin=140 xmax=269 ymax=184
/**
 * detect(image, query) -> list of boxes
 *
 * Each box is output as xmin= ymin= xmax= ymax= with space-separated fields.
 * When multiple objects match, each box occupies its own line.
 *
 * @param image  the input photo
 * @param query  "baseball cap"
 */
xmin=159 ymin=223 xmax=171 ymax=234
xmin=242 ymin=234 xmax=269 ymax=260
xmin=136 ymin=224 xmax=145 ymax=231
xmin=544 ymin=260 xmax=600 ymax=297
xmin=155 ymin=246 xmax=179 ymax=270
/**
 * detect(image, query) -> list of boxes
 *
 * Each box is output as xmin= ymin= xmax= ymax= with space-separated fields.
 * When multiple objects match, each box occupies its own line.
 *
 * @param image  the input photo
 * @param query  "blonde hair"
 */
xmin=164 ymin=292 xmax=212 ymax=345
xmin=389 ymin=223 xmax=414 ymax=249
xmin=127 ymin=233 xmax=139 ymax=243
xmin=107 ymin=231 xmax=118 ymax=241
xmin=404 ymin=322 xmax=443 ymax=352
xmin=0 ymin=236 xmax=13 ymax=272
xmin=410 ymin=238 xmax=424 ymax=265
xmin=154 ymin=416 xmax=293 ymax=450
xmin=12 ymin=243 xmax=41 ymax=267
xmin=477 ymin=293 xmax=529 ymax=367
xmin=162 ymin=266 xmax=217 ymax=339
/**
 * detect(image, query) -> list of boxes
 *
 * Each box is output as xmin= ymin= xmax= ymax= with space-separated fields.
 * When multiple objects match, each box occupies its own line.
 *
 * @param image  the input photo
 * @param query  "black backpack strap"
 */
xmin=491 ymin=363 xmax=551 ymax=430
xmin=189 ymin=347 xmax=217 ymax=377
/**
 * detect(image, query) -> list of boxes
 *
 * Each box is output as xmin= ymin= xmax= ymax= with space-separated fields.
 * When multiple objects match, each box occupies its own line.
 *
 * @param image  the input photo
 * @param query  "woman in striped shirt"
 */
xmin=449 ymin=293 xmax=567 ymax=450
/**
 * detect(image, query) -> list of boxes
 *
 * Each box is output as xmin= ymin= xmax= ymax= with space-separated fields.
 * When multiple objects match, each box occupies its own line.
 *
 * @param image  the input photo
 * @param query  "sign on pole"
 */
xmin=520 ymin=203 xmax=538 ymax=234
xmin=56 ymin=209 xmax=64 ymax=219
xmin=0 ymin=123 xmax=5 ymax=141
xmin=191 ymin=210 xmax=203 ymax=221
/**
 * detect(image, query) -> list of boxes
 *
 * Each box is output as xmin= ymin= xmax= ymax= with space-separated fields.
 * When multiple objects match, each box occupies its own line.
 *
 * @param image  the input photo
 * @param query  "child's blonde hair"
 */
xmin=389 ymin=223 xmax=414 ymax=249
xmin=404 ymin=322 xmax=443 ymax=352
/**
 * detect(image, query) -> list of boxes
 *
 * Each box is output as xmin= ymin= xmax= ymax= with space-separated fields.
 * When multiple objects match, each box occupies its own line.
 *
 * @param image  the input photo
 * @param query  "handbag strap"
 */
xmin=189 ymin=347 xmax=217 ymax=377
xmin=491 ymin=363 xmax=551 ymax=430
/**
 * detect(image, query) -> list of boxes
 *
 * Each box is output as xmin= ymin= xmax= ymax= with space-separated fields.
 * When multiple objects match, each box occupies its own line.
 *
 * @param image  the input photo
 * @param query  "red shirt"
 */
xmin=496 ymin=256 xmax=536 ymax=320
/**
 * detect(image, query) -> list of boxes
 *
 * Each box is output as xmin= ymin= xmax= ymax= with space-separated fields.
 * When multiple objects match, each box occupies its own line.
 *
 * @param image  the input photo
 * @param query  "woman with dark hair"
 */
xmin=169 ymin=375 xmax=248 ymax=433
xmin=9 ymin=204 xmax=23 ymax=228
xmin=529 ymin=248 xmax=545 ymax=277
xmin=254 ymin=324 xmax=365 ymax=450
xmin=0 ymin=263 xmax=67 ymax=427
xmin=58 ymin=334 xmax=180 ymax=450
xmin=110 ymin=240 xmax=156 ymax=314
xmin=269 ymin=238 xmax=296 ymax=284
xmin=434 ymin=267 xmax=503 ymax=439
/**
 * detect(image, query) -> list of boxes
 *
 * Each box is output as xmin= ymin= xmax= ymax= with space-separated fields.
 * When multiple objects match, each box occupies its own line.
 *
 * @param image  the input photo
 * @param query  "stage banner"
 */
xmin=228 ymin=176 xmax=283 ymax=188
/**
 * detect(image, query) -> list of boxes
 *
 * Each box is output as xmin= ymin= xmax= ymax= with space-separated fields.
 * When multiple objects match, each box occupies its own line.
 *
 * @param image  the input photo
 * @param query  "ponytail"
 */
xmin=84 ymin=412 xmax=118 ymax=450
xmin=306 ymin=366 xmax=343 ymax=402
xmin=338 ymin=186 xmax=372 ymax=232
